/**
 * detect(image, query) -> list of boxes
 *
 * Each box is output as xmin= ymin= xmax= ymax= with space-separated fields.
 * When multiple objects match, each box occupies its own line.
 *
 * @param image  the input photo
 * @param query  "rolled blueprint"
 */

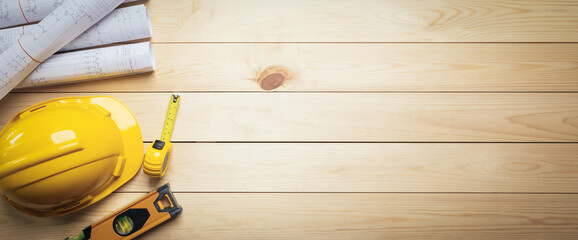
xmin=16 ymin=42 xmax=155 ymax=88
xmin=0 ymin=5 xmax=152 ymax=53
xmin=0 ymin=0 xmax=137 ymax=28
xmin=0 ymin=0 xmax=125 ymax=100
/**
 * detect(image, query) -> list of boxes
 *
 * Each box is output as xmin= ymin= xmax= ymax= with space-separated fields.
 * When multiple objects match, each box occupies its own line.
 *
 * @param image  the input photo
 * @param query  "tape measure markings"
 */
xmin=160 ymin=94 xmax=180 ymax=142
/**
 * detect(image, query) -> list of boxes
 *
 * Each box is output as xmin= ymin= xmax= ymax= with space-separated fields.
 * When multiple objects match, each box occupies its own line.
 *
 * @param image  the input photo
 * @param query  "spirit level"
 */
xmin=144 ymin=94 xmax=181 ymax=178
xmin=66 ymin=184 xmax=182 ymax=240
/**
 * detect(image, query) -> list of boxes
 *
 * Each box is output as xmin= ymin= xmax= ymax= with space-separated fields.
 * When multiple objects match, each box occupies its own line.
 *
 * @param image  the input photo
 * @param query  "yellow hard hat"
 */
xmin=0 ymin=96 xmax=143 ymax=217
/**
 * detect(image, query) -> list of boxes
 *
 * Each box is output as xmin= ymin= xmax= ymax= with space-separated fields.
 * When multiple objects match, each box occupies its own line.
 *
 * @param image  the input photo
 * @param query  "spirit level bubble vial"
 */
xmin=144 ymin=94 xmax=180 ymax=178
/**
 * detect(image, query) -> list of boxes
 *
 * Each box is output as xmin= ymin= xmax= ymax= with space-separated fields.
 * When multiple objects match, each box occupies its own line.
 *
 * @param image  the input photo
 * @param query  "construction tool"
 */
xmin=143 ymin=94 xmax=181 ymax=178
xmin=66 ymin=183 xmax=182 ymax=240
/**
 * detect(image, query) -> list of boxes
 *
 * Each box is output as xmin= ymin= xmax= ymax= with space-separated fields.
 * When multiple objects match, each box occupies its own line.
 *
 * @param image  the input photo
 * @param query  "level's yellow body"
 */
xmin=143 ymin=95 xmax=180 ymax=178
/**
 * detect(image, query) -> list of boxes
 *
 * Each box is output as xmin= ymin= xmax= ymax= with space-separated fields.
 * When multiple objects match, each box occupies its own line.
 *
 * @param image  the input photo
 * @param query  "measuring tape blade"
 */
xmin=66 ymin=184 xmax=182 ymax=240
xmin=161 ymin=94 xmax=180 ymax=142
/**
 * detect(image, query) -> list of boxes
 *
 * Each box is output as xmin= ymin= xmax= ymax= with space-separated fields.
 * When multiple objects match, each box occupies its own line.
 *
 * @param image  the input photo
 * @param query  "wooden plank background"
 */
xmin=16 ymin=44 xmax=578 ymax=92
xmin=147 ymin=0 xmax=578 ymax=42
xmin=1 ymin=0 xmax=578 ymax=239
xmin=2 ymin=93 xmax=578 ymax=142
xmin=2 ymin=193 xmax=578 ymax=240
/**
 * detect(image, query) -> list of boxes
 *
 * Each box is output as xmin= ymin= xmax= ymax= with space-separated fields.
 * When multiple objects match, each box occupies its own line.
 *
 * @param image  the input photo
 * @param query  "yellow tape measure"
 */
xmin=143 ymin=94 xmax=180 ymax=178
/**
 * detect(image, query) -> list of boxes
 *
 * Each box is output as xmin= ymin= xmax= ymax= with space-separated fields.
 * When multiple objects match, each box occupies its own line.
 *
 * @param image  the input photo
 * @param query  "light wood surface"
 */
xmin=1 ymin=93 xmax=577 ymax=142
xmin=2 ymin=193 xmax=578 ymax=239
xmin=147 ymin=0 xmax=578 ymax=42
xmin=16 ymin=43 xmax=578 ymax=92
xmin=1 ymin=0 xmax=578 ymax=239
xmin=118 ymin=143 xmax=578 ymax=193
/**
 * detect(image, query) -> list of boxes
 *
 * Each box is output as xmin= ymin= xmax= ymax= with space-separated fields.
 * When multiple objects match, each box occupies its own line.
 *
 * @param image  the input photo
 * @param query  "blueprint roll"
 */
xmin=16 ymin=42 xmax=155 ymax=89
xmin=0 ymin=0 xmax=125 ymax=100
xmin=0 ymin=0 xmax=137 ymax=29
xmin=0 ymin=5 xmax=152 ymax=53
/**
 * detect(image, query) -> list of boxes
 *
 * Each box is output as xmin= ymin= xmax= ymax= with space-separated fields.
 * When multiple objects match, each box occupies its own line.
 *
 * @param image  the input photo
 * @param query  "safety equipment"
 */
xmin=0 ymin=96 xmax=143 ymax=217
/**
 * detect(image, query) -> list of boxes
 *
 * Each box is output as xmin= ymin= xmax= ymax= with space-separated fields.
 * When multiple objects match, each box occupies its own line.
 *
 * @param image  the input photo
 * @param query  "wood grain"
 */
xmin=1 ymin=1 xmax=578 ymax=239
xmin=1 ymin=93 xmax=577 ymax=142
xmin=14 ymin=43 xmax=578 ymax=92
xmin=147 ymin=0 xmax=578 ymax=42
xmin=119 ymin=143 xmax=578 ymax=193
xmin=1 ymin=192 xmax=578 ymax=239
